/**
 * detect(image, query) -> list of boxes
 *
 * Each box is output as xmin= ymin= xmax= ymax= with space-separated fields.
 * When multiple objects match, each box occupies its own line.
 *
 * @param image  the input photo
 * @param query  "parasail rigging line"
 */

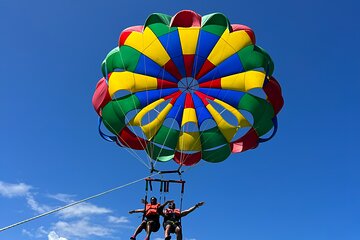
xmin=0 ymin=172 xmax=160 ymax=233
xmin=151 ymin=25 xmax=173 ymax=171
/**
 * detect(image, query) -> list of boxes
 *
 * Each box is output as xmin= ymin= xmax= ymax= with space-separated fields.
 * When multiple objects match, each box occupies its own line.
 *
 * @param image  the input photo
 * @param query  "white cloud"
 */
xmin=22 ymin=226 xmax=48 ymax=238
xmin=26 ymin=194 xmax=52 ymax=213
xmin=108 ymin=216 xmax=130 ymax=224
xmin=0 ymin=181 xmax=31 ymax=198
xmin=22 ymin=229 xmax=34 ymax=237
xmin=48 ymin=231 xmax=68 ymax=240
xmin=58 ymin=202 xmax=112 ymax=219
xmin=52 ymin=219 xmax=112 ymax=238
xmin=47 ymin=193 xmax=75 ymax=203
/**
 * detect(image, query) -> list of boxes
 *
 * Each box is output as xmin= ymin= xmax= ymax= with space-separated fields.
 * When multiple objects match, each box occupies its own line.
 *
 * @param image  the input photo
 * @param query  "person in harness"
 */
xmin=162 ymin=200 xmax=205 ymax=240
xmin=129 ymin=197 xmax=173 ymax=240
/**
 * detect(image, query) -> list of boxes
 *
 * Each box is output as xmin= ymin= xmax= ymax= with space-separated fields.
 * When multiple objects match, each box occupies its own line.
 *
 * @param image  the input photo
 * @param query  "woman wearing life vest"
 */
xmin=129 ymin=197 xmax=172 ymax=240
xmin=162 ymin=201 xmax=205 ymax=240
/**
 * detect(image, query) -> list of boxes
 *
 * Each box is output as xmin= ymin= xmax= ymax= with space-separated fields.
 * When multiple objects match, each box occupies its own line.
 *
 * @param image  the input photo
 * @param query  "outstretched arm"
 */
xmin=181 ymin=202 xmax=205 ymax=217
xmin=129 ymin=209 xmax=145 ymax=214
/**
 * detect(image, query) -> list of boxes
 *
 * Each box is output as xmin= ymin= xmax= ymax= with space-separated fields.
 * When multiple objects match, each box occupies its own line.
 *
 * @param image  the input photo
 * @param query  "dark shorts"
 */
xmin=163 ymin=220 xmax=181 ymax=233
xmin=145 ymin=219 xmax=160 ymax=232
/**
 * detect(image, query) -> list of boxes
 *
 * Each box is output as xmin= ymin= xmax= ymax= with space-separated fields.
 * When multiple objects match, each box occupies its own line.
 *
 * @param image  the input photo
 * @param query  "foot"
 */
xmin=165 ymin=236 xmax=171 ymax=240
xmin=130 ymin=237 xmax=136 ymax=240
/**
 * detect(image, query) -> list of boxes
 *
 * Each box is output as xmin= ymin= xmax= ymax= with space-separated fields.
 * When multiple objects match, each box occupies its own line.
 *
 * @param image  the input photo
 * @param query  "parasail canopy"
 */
xmin=92 ymin=10 xmax=284 ymax=167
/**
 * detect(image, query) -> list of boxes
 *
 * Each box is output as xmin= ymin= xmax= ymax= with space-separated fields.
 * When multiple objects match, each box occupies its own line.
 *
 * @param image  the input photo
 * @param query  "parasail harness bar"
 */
xmin=143 ymin=177 xmax=186 ymax=222
xmin=150 ymin=162 xmax=184 ymax=175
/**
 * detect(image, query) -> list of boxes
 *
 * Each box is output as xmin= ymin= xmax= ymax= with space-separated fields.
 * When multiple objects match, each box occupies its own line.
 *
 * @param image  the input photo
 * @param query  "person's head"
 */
xmin=168 ymin=201 xmax=176 ymax=209
xmin=150 ymin=197 xmax=157 ymax=204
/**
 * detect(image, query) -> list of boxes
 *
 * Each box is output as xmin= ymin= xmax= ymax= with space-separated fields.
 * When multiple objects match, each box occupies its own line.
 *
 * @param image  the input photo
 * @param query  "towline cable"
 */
xmin=0 ymin=173 xmax=159 ymax=233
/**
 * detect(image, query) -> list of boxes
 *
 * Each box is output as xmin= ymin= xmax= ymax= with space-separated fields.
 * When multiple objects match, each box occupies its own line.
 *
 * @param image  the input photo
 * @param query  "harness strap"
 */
xmin=142 ymin=179 xmax=149 ymax=221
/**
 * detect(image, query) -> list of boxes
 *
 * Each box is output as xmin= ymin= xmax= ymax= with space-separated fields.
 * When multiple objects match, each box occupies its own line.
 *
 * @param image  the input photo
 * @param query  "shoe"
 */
xmin=130 ymin=237 xmax=136 ymax=240
xmin=165 ymin=236 xmax=171 ymax=240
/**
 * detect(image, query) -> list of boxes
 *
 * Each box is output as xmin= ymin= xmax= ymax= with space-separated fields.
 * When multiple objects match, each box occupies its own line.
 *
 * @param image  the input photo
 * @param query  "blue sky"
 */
xmin=1 ymin=0 xmax=359 ymax=239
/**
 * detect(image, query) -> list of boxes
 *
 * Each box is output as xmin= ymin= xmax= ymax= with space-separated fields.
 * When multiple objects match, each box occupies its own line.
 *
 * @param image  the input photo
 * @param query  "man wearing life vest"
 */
xmin=129 ymin=197 xmax=172 ymax=240
xmin=162 ymin=201 xmax=204 ymax=240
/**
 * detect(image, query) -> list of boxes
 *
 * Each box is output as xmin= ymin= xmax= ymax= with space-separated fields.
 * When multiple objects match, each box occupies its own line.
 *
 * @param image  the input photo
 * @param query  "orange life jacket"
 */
xmin=164 ymin=208 xmax=181 ymax=218
xmin=145 ymin=203 xmax=160 ymax=217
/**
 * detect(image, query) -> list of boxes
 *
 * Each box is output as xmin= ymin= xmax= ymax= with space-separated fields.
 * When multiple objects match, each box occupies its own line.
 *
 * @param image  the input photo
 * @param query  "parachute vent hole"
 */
xmin=127 ymin=126 xmax=148 ymax=141
xmin=239 ymin=110 xmax=254 ymax=126
xmin=113 ymin=68 xmax=125 ymax=72
xmin=208 ymin=100 xmax=239 ymax=126
xmin=141 ymin=100 xmax=170 ymax=126
xmin=125 ymin=109 xmax=141 ymax=124
xmin=163 ymin=118 xmax=180 ymax=131
xmin=199 ymin=119 xmax=217 ymax=131
xmin=181 ymin=122 xmax=199 ymax=133
xmin=247 ymin=88 xmax=267 ymax=99
xmin=258 ymin=126 xmax=275 ymax=140
xmin=230 ymin=126 xmax=252 ymax=142
xmin=178 ymin=77 xmax=199 ymax=93
xmin=113 ymin=90 xmax=132 ymax=100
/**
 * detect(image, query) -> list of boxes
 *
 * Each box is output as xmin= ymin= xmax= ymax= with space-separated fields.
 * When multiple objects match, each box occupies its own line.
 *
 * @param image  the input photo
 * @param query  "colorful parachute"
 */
xmin=92 ymin=10 xmax=283 ymax=167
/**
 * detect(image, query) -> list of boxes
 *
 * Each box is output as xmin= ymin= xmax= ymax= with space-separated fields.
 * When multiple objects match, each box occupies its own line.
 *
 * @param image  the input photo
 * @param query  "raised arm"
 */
xmin=158 ymin=200 xmax=174 ymax=216
xmin=181 ymin=201 xmax=204 ymax=217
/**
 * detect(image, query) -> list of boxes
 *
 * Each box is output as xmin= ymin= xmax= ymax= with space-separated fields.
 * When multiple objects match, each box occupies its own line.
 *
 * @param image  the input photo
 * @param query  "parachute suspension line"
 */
xmin=151 ymin=25 xmax=174 ymax=171
xmin=144 ymin=177 xmax=185 ymax=215
xmin=100 ymin=62 xmax=150 ymax=169
xmin=142 ymin=178 xmax=152 ymax=221
xmin=152 ymin=108 xmax=182 ymax=172
xmin=101 ymin=118 xmax=151 ymax=169
xmin=0 ymin=172 xmax=160 ymax=233
xmin=101 ymin=100 xmax=151 ymax=168
xmin=179 ymin=180 xmax=185 ymax=223
xmin=142 ymin=39 xmax=154 ymax=169
xmin=178 ymin=27 xmax=203 ymax=165
xmin=189 ymin=25 xmax=203 ymax=90
xmin=116 ymin=46 xmax=153 ymax=168
xmin=150 ymin=162 xmax=184 ymax=175
xmin=159 ymin=177 xmax=164 ymax=204
xmin=185 ymin=32 xmax=233 ymax=165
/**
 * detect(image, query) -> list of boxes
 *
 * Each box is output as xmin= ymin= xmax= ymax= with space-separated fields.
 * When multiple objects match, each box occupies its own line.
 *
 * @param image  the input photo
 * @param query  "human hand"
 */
xmin=196 ymin=202 xmax=205 ymax=207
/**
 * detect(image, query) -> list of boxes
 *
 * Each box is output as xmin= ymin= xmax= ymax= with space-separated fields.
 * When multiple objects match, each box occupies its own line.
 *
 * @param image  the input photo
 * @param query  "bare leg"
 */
xmin=164 ymin=225 xmax=172 ymax=239
xmin=175 ymin=226 xmax=182 ymax=240
xmin=132 ymin=221 xmax=146 ymax=238
xmin=144 ymin=221 xmax=152 ymax=240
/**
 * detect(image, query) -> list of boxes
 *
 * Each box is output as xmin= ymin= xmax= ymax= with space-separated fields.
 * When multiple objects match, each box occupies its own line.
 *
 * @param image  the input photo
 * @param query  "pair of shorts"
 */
xmin=146 ymin=220 xmax=160 ymax=232
xmin=163 ymin=220 xmax=181 ymax=233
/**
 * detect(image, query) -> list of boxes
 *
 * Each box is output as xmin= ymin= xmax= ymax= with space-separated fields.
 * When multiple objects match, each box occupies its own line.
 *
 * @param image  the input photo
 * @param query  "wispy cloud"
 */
xmin=26 ymin=194 xmax=52 ymax=213
xmin=22 ymin=229 xmax=34 ymax=237
xmin=22 ymin=226 xmax=48 ymax=238
xmin=0 ymin=181 xmax=31 ymax=198
xmin=48 ymin=231 xmax=68 ymax=240
xmin=58 ymin=202 xmax=112 ymax=219
xmin=4 ymin=180 xmax=125 ymax=239
xmin=47 ymin=193 xmax=75 ymax=203
xmin=52 ymin=219 xmax=112 ymax=238
xmin=108 ymin=215 xmax=130 ymax=224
